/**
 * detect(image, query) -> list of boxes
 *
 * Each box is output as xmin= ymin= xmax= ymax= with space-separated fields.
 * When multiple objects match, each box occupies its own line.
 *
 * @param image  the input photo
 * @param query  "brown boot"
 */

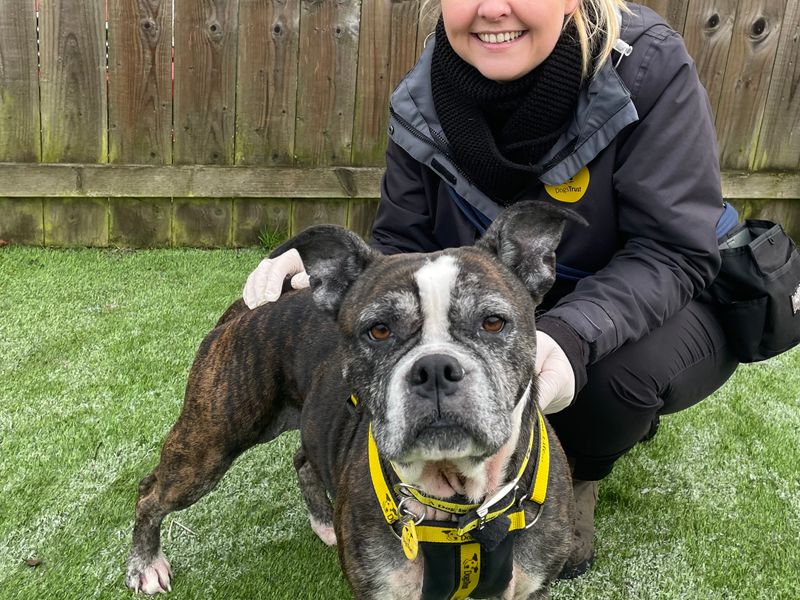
xmin=558 ymin=478 xmax=598 ymax=579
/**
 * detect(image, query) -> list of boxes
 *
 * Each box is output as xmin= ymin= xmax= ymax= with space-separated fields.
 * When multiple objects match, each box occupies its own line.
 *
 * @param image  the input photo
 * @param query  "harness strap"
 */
xmin=365 ymin=396 xmax=552 ymax=600
xmin=368 ymin=422 xmax=400 ymax=526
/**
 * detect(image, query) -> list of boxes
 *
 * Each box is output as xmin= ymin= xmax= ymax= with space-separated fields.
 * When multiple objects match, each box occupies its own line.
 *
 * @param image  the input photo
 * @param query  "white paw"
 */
xmin=126 ymin=552 xmax=173 ymax=594
xmin=309 ymin=515 xmax=337 ymax=546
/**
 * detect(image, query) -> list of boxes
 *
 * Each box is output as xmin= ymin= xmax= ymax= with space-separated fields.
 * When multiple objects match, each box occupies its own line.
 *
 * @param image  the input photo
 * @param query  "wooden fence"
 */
xmin=0 ymin=0 xmax=799 ymax=247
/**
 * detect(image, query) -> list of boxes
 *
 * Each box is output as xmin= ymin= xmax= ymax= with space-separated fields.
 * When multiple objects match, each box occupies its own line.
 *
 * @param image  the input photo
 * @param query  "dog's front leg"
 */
xmin=342 ymin=539 xmax=423 ymax=600
xmin=335 ymin=477 xmax=423 ymax=599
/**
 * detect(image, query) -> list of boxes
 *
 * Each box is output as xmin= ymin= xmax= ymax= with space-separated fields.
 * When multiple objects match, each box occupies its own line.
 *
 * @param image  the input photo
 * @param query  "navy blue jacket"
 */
xmin=370 ymin=4 xmax=725 ymax=389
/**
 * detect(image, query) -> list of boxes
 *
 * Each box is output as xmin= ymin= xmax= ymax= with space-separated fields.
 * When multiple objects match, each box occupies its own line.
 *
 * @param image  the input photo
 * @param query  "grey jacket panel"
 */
xmin=371 ymin=3 xmax=723 ymax=367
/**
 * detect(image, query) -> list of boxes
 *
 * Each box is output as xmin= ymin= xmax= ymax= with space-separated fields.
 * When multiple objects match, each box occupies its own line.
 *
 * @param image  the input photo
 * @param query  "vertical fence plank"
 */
xmin=108 ymin=0 xmax=174 ymax=165
xmin=754 ymin=1 xmax=800 ymax=170
xmin=416 ymin=1 xmax=438 ymax=59
xmin=39 ymin=0 xmax=107 ymax=163
xmin=716 ymin=0 xmax=785 ymax=170
xmin=233 ymin=198 xmax=291 ymax=246
xmin=235 ymin=0 xmax=300 ymax=166
xmin=173 ymin=198 xmax=232 ymax=246
xmin=351 ymin=0 xmax=419 ymax=166
xmin=639 ymin=0 xmax=691 ymax=32
xmin=0 ymin=2 xmax=40 ymax=162
xmin=294 ymin=0 xmax=361 ymax=166
xmin=347 ymin=198 xmax=379 ymax=240
xmin=173 ymin=0 xmax=239 ymax=165
xmin=292 ymin=199 xmax=348 ymax=233
xmin=682 ymin=0 xmax=739 ymax=117
xmin=0 ymin=199 xmax=44 ymax=245
xmin=44 ymin=198 xmax=109 ymax=246
xmin=109 ymin=197 xmax=172 ymax=247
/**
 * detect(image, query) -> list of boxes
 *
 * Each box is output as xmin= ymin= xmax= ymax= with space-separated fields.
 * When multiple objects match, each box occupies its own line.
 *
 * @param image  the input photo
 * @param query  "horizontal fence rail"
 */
xmin=1 ymin=0 xmax=799 ymax=247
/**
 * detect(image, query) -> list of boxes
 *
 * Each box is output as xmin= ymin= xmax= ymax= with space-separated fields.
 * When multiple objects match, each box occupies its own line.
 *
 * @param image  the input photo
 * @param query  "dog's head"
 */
xmin=276 ymin=201 xmax=584 ymax=496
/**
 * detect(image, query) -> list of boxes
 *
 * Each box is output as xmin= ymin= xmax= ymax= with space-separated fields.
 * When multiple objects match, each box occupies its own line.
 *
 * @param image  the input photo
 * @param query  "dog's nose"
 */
xmin=408 ymin=354 xmax=465 ymax=402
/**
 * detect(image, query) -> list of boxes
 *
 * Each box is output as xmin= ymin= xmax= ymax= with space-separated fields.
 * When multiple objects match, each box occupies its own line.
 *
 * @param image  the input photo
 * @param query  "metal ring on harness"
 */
xmin=397 ymin=496 xmax=427 ymax=525
xmin=522 ymin=501 xmax=545 ymax=530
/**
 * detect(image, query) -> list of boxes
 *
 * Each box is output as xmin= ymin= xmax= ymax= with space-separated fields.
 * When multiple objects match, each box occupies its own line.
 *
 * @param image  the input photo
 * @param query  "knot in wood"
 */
xmin=208 ymin=19 xmax=224 ymax=41
xmin=750 ymin=17 xmax=768 ymax=40
xmin=141 ymin=18 xmax=159 ymax=43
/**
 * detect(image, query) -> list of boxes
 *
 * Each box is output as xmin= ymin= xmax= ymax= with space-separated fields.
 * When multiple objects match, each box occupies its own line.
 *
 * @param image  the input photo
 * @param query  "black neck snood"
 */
xmin=431 ymin=18 xmax=585 ymax=204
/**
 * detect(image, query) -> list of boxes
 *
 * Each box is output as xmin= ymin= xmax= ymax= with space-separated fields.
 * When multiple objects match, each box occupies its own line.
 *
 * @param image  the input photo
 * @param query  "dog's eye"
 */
xmin=482 ymin=316 xmax=505 ymax=333
xmin=368 ymin=324 xmax=392 ymax=341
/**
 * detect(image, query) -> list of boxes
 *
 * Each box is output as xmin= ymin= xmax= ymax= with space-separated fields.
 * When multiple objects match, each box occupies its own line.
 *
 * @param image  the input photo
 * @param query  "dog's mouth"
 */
xmin=407 ymin=417 xmax=491 ymax=461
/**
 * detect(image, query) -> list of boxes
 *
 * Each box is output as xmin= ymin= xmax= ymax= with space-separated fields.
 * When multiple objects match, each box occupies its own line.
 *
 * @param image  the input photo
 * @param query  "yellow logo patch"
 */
xmin=545 ymin=166 xmax=590 ymax=203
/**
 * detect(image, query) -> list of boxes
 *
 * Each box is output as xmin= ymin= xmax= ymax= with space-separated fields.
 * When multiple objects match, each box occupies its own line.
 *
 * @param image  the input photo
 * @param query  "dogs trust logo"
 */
xmin=545 ymin=166 xmax=590 ymax=203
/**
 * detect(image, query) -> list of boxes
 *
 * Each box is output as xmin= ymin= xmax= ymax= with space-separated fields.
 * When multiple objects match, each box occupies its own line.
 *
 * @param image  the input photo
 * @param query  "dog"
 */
xmin=126 ymin=201 xmax=584 ymax=599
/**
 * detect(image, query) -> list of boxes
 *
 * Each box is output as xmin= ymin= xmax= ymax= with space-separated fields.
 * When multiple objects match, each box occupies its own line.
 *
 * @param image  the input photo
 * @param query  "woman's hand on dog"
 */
xmin=243 ymin=249 xmax=310 ymax=308
xmin=535 ymin=331 xmax=575 ymax=415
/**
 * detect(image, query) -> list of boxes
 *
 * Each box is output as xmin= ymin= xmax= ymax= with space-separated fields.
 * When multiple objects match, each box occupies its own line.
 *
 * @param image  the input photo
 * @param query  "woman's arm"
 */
xmin=538 ymin=27 xmax=723 ymax=380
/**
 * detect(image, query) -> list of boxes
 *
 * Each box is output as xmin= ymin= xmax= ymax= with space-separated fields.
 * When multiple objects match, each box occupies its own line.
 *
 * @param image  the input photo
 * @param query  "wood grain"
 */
xmin=754 ymin=0 xmax=800 ymax=170
xmin=416 ymin=0 xmax=438 ymax=60
xmin=352 ymin=0 xmax=420 ymax=165
xmin=0 ymin=2 xmax=40 ymax=162
xmin=39 ymin=0 xmax=107 ymax=163
xmin=0 ymin=199 xmax=44 ymax=244
xmin=292 ymin=198 xmax=348 ymax=233
xmin=294 ymin=0 xmax=361 ymax=166
xmin=235 ymin=0 xmax=300 ymax=165
xmin=108 ymin=0 xmax=174 ymax=164
xmin=0 ymin=163 xmax=796 ymax=200
xmin=109 ymin=197 xmax=172 ymax=246
xmin=173 ymin=0 xmax=239 ymax=164
xmin=173 ymin=198 xmax=232 ymax=246
xmin=638 ymin=0 xmax=691 ymax=32
xmin=233 ymin=198 xmax=291 ymax=246
xmin=44 ymin=198 xmax=109 ymax=246
xmin=715 ymin=0 xmax=785 ymax=170
xmin=682 ymin=0 xmax=739 ymax=116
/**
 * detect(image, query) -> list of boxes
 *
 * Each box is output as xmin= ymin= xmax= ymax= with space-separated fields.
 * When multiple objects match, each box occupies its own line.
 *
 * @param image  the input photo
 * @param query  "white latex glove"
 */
xmin=535 ymin=330 xmax=576 ymax=415
xmin=242 ymin=249 xmax=310 ymax=309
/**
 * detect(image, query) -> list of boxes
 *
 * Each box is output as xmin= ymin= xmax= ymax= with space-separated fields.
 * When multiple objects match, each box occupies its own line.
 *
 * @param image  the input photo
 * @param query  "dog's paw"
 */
xmin=309 ymin=515 xmax=337 ymax=546
xmin=126 ymin=552 xmax=173 ymax=594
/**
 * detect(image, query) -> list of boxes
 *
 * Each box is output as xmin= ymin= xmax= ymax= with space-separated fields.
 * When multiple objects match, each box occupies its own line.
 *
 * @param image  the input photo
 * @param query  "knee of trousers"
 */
xmin=578 ymin=356 xmax=664 ymax=416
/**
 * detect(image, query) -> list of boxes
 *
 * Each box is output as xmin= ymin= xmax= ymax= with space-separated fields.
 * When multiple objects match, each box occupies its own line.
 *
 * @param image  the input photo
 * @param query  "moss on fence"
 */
xmin=0 ymin=198 xmax=378 ymax=248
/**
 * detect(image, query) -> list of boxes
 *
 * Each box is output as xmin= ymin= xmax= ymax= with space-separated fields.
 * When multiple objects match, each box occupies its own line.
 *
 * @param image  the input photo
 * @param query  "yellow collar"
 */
xmin=365 ymin=402 xmax=550 ymax=560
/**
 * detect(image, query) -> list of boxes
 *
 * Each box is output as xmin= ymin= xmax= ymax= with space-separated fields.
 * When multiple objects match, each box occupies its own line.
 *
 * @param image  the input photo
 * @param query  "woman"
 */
xmin=243 ymin=0 xmax=739 ymax=578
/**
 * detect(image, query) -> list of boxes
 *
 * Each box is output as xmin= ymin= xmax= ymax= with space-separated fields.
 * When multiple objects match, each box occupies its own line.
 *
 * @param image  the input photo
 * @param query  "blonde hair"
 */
xmin=419 ymin=0 xmax=631 ymax=79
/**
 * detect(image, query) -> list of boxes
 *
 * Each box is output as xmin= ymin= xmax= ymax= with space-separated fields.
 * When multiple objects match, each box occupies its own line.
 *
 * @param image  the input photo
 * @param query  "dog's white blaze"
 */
xmin=415 ymin=255 xmax=459 ymax=344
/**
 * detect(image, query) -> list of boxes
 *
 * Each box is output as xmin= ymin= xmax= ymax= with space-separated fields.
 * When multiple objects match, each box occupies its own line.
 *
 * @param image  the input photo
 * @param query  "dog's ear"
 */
xmin=476 ymin=201 xmax=588 ymax=304
xmin=270 ymin=225 xmax=378 ymax=314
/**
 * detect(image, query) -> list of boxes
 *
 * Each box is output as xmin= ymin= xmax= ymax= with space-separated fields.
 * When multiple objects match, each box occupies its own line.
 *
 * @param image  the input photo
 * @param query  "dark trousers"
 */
xmin=547 ymin=299 xmax=739 ymax=481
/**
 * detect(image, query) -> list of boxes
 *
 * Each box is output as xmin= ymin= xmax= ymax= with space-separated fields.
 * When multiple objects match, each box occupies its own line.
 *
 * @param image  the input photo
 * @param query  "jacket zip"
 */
xmin=389 ymin=106 xmax=475 ymax=185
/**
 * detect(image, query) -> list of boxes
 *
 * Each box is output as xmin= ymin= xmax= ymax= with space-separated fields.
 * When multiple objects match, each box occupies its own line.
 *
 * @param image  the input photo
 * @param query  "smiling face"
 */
xmin=440 ymin=0 xmax=580 ymax=82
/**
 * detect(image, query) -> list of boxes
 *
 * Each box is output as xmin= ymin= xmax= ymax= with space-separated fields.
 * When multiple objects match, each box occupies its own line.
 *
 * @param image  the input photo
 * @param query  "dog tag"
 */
xmin=401 ymin=519 xmax=419 ymax=561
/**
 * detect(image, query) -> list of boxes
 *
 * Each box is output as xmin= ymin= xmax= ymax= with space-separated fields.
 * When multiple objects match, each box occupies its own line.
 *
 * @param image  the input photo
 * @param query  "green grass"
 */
xmin=0 ymin=246 xmax=798 ymax=599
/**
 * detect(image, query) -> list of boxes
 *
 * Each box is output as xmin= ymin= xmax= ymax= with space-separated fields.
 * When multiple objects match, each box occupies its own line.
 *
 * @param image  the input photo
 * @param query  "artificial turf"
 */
xmin=0 ymin=246 xmax=798 ymax=599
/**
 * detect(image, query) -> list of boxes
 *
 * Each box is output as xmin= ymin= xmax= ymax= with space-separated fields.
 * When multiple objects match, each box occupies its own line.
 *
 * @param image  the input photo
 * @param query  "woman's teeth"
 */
xmin=477 ymin=31 xmax=524 ymax=44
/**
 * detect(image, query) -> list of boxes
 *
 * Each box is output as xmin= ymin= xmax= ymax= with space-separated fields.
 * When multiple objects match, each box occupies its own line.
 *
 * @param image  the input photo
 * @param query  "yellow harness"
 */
xmin=357 ymin=395 xmax=550 ymax=600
